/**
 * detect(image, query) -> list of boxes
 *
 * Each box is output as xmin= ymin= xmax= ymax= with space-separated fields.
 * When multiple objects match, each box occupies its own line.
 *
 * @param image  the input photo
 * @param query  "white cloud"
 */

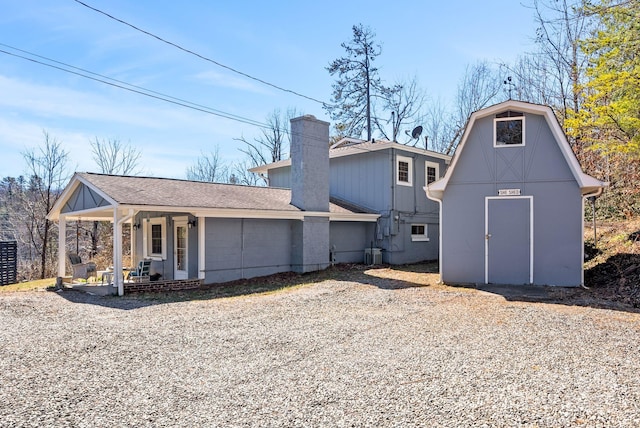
xmin=193 ymin=70 xmax=272 ymax=95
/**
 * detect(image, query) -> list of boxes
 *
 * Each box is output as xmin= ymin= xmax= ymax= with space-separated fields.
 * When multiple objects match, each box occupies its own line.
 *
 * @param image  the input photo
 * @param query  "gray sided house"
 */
xmin=426 ymin=100 xmax=606 ymax=287
xmin=251 ymin=138 xmax=451 ymax=265
xmin=48 ymin=115 xmax=379 ymax=295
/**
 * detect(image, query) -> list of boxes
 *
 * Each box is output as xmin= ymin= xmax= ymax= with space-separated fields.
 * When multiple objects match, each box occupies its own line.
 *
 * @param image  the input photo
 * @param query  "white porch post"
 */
xmin=113 ymin=208 xmax=124 ymax=296
xmin=58 ymin=216 xmax=66 ymax=277
xmin=198 ymin=215 xmax=205 ymax=280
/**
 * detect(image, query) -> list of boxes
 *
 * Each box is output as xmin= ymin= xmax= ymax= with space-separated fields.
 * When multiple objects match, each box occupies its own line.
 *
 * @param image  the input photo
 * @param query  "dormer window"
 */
xmin=494 ymin=111 xmax=525 ymax=147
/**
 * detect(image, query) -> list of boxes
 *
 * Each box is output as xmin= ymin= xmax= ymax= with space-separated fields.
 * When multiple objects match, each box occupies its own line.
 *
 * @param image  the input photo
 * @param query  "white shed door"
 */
xmin=485 ymin=197 xmax=533 ymax=285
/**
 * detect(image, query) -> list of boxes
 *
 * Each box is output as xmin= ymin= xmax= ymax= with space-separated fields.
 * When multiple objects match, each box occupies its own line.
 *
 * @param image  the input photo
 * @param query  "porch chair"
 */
xmin=68 ymin=253 xmax=97 ymax=280
xmin=127 ymin=259 xmax=152 ymax=283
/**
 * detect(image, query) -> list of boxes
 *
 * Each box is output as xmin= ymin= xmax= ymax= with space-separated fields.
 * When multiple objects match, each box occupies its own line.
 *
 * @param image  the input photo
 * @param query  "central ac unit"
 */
xmin=364 ymin=248 xmax=382 ymax=265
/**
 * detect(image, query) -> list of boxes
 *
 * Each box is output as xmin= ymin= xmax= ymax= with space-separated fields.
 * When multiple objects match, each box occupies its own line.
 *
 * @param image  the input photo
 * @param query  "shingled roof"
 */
xmin=49 ymin=172 xmax=378 ymax=221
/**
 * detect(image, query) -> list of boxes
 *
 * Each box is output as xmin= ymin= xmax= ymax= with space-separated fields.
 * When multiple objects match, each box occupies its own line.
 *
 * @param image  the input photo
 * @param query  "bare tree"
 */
xmin=230 ymin=159 xmax=262 ymax=186
xmin=236 ymin=108 xmax=297 ymax=166
xmin=90 ymin=137 xmax=142 ymax=175
xmin=375 ymin=76 xmax=427 ymax=143
xmin=530 ymin=0 xmax=591 ymax=124
xmin=235 ymin=108 xmax=300 ymax=185
xmin=20 ymin=131 xmax=70 ymax=279
xmin=500 ymin=55 xmax=557 ymax=106
xmin=186 ymin=146 xmax=229 ymax=182
xmin=445 ymin=61 xmax=503 ymax=154
xmin=423 ymin=97 xmax=458 ymax=153
xmin=88 ymin=137 xmax=142 ymax=258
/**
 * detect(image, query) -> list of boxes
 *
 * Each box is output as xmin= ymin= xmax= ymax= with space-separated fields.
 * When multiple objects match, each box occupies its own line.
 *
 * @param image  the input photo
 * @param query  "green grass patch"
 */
xmin=0 ymin=278 xmax=57 ymax=292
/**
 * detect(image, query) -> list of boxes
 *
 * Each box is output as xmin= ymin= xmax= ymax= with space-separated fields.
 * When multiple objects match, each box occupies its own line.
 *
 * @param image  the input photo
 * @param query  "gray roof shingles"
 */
xmin=78 ymin=173 xmax=356 ymax=213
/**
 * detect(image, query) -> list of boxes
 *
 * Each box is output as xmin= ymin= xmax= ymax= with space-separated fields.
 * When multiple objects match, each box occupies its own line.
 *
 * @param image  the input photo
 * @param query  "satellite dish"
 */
xmin=405 ymin=125 xmax=424 ymax=146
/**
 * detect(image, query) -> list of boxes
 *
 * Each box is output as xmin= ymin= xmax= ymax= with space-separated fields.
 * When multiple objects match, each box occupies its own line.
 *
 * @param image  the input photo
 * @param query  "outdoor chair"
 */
xmin=127 ymin=259 xmax=152 ymax=283
xmin=68 ymin=253 xmax=97 ymax=280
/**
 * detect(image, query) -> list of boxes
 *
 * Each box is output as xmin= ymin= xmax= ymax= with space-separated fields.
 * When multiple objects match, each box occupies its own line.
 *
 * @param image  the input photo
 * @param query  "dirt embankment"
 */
xmin=584 ymin=219 xmax=640 ymax=307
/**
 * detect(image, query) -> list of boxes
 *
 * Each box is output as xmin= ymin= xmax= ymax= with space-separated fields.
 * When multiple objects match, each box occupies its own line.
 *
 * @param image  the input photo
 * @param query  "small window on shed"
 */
xmin=411 ymin=224 xmax=429 ymax=242
xmin=495 ymin=111 xmax=525 ymax=147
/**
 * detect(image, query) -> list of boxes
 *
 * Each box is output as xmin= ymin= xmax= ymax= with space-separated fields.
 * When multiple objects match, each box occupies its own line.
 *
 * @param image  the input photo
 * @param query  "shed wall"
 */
xmin=440 ymin=110 xmax=585 ymax=286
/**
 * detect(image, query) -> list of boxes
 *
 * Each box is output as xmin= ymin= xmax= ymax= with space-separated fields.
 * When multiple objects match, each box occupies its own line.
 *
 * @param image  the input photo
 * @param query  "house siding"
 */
xmin=330 ymin=151 xmax=391 ymax=212
xmin=262 ymin=145 xmax=447 ymax=266
xmin=203 ymin=218 xmax=292 ymax=284
xmin=268 ymin=167 xmax=291 ymax=188
xmin=61 ymin=183 xmax=110 ymax=213
xmin=329 ymin=222 xmax=376 ymax=263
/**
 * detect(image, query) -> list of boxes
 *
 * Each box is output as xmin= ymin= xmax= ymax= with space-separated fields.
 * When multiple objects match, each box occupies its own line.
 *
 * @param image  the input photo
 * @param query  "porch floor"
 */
xmin=69 ymin=283 xmax=114 ymax=296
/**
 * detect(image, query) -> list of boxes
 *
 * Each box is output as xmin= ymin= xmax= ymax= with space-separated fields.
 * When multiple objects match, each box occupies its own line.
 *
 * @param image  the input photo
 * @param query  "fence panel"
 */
xmin=0 ymin=241 xmax=17 ymax=285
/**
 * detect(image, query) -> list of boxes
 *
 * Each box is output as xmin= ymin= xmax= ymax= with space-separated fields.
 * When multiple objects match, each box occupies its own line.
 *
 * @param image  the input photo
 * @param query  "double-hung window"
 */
xmin=397 ymin=155 xmax=413 ymax=186
xmin=143 ymin=217 xmax=167 ymax=260
xmin=425 ymin=161 xmax=439 ymax=185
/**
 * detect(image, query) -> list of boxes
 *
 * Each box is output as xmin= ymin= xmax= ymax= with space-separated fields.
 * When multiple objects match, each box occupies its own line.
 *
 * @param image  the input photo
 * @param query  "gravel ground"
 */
xmin=1 ymin=278 xmax=639 ymax=427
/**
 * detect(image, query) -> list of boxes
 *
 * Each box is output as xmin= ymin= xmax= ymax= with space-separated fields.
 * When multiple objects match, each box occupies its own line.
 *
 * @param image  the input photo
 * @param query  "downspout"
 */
xmin=580 ymin=187 xmax=604 ymax=289
xmin=425 ymin=187 xmax=443 ymax=284
xmin=390 ymin=148 xmax=395 ymax=264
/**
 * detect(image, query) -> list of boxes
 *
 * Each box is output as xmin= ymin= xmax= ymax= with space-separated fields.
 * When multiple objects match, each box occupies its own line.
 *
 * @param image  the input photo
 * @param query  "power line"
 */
xmin=73 ymin=0 xmax=329 ymax=106
xmin=0 ymin=44 xmax=332 ymax=145
xmin=0 ymin=43 xmax=265 ymax=129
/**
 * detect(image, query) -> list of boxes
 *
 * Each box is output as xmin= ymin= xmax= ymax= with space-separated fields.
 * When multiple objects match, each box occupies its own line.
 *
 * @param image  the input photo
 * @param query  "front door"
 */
xmin=485 ymin=197 xmax=533 ymax=285
xmin=174 ymin=220 xmax=188 ymax=280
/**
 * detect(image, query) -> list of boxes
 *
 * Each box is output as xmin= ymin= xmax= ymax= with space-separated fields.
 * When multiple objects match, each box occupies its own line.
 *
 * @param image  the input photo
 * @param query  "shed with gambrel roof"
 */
xmin=426 ymin=100 xmax=606 ymax=287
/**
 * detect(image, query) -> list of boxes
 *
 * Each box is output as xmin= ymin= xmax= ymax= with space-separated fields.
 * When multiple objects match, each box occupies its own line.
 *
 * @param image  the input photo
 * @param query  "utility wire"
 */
xmin=0 ymin=43 xmax=266 ymax=129
xmin=0 ymin=44 xmax=336 ymax=145
xmin=0 ymin=46 xmax=268 ymax=129
xmin=1 ymin=44 xmax=437 ymax=158
xmin=1 ymin=44 xmax=435 ymax=155
xmin=73 ymin=0 xmax=329 ymax=106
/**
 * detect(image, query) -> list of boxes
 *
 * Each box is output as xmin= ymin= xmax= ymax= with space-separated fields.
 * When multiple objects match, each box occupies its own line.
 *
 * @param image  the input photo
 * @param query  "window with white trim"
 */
xmin=411 ymin=224 xmax=429 ymax=242
xmin=425 ymin=161 xmax=439 ymax=185
xmin=143 ymin=217 xmax=167 ymax=260
xmin=396 ymin=155 xmax=413 ymax=186
xmin=494 ymin=111 xmax=525 ymax=147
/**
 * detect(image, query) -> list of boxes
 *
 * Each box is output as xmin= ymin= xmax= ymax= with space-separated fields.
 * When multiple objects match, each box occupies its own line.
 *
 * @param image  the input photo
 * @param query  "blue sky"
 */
xmin=0 ymin=0 xmax=539 ymax=179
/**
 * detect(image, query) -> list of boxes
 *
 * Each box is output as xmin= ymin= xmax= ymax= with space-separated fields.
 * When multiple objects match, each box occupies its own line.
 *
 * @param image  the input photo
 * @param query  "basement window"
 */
xmin=397 ymin=155 xmax=413 ymax=186
xmin=411 ymin=224 xmax=429 ymax=242
xmin=495 ymin=111 xmax=525 ymax=147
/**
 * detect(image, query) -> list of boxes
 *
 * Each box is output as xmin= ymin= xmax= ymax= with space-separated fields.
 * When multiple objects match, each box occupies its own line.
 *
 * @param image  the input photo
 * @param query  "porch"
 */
xmin=69 ymin=277 xmax=203 ymax=295
xmin=47 ymin=173 xmax=204 ymax=296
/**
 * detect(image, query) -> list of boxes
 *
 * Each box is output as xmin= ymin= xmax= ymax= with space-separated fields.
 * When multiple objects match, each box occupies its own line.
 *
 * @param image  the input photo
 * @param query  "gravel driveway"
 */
xmin=1 ymin=276 xmax=639 ymax=427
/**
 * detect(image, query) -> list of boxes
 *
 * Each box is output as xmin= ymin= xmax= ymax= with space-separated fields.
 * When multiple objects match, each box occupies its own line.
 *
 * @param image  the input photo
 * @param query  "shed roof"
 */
xmin=426 ymin=100 xmax=607 ymax=200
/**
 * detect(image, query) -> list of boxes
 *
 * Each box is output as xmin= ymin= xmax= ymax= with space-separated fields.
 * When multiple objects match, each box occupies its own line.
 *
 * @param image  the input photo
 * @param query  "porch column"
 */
xmin=198 ymin=215 xmax=205 ymax=280
xmin=58 ymin=216 xmax=66 ymax=277
xmin=113 ymin=208 xmax=124 ymax=296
